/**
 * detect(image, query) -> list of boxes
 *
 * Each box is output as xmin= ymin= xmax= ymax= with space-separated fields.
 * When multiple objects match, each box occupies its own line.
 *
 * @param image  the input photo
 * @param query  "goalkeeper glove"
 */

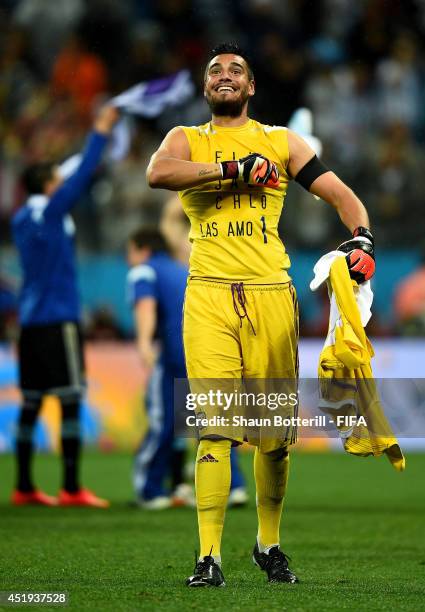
xmin=337 ymin=226 xmax=375 ymax=283
xmin=220 ymin=153 xmax=279 ymax=188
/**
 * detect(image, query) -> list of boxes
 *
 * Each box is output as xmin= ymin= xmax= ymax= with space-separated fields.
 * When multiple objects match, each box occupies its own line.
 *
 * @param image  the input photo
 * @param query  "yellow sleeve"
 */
xmin=263 ymin=125 xmax=291 ymax=180
xmin=178 ymin=125 xmax=199 ymax=161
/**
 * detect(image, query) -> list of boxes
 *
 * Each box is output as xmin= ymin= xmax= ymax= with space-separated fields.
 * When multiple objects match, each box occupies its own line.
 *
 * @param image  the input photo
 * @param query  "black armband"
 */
xmin=294 ymin=155 xmax=329 ymax=191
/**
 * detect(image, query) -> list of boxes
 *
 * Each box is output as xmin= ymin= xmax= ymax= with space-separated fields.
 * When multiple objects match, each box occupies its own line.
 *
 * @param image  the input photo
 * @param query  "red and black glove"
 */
xmin=220 ymin=153 xmax=279 ymax=188
xmin=337 ymin=227 xmax=375 ymax=284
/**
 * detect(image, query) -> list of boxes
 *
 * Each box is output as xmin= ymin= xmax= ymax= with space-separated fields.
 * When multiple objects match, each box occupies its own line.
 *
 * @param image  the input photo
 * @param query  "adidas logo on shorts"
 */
xmin=198 ymin=453 xmax=219 ymax=463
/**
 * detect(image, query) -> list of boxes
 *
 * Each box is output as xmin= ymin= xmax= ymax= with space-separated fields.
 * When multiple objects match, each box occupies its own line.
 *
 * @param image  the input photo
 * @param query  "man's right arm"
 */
xmin=147 ymin=127 xmax=281 ymax=191
xmin=146 ymin=127 xmax=222 ymax=190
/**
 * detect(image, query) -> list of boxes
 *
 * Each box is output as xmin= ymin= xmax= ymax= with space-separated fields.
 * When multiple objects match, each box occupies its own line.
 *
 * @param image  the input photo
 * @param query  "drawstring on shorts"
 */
xmin=231 ymin=282 xmax=256 ymax=335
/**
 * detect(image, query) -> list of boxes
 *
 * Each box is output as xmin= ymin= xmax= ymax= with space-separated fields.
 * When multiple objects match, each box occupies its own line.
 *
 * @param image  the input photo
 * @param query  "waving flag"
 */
xmin=111 ymin=70 xmax=194 ymax=117
xmin=108 ymin=70 xmax=194 ymax=160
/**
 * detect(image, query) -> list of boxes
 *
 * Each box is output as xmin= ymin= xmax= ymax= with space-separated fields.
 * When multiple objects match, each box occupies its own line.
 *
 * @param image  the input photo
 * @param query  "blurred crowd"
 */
xmin=1 ymin=0 xmax=425 ymax=336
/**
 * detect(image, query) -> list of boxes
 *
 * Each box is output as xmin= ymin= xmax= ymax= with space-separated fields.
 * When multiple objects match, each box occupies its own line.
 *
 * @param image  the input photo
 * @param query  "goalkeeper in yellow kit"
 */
xmin=147 ymin=42 xmax=375 ymax=587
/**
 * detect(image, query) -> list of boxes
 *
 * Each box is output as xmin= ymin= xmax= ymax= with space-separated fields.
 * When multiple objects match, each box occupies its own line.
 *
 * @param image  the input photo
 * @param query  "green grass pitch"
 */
xmin=0 ymin=450 xmax=424 ymax=611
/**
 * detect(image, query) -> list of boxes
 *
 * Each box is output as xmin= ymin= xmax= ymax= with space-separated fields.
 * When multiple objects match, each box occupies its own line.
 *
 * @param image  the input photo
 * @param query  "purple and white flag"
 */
xmin=111 ymin=70 xmax=195 ymax=117
xmin=108 ymin=70 xmax=195 ymax=161
xmin=108 ymin=116 xmax=133 ymax=162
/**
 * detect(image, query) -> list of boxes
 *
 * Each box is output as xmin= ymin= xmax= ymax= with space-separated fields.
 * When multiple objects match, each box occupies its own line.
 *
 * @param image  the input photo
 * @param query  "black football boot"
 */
xmin=186 ymin=555 xmax=226 ymax=587
xmin=253 ymin=542 xmax=299 ymax=584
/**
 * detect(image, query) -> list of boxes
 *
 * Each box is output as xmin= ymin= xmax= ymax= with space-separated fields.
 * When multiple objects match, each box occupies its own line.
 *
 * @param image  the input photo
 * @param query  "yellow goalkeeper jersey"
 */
xmin=179 ymin=119 xmax=292 ymax=282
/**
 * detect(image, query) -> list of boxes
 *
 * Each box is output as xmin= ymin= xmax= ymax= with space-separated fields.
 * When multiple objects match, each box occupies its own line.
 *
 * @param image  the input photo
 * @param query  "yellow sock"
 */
xmin=195 ymin=438 xmax=231 ymax=559
xmin=254 ymin=447 xmax=290 ymax=548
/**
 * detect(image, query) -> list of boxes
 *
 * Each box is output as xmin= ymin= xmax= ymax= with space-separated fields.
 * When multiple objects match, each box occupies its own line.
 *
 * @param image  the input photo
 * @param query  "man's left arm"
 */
xmin=287 ymin=129 xmax=369 ymax=231
xmin=134 ymin=297 xmax=157 ymax=370
xmin=287 ymin=129 xmax=375 ymax=282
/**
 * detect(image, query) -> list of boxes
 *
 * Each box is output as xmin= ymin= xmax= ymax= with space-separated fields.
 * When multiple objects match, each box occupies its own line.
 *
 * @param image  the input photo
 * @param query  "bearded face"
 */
xmin=204 ymin=54 xmax=255 ymax=118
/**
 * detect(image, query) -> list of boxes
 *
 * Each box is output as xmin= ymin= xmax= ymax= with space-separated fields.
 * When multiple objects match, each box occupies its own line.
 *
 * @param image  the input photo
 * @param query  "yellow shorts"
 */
xmin=183 ymin=277 xmax=299 ymax=451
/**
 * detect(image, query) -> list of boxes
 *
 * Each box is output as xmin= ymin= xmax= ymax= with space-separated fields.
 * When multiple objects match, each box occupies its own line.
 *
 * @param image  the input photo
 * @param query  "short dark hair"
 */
xmin=205 ymin=42 xmax=254 ymax=81
xmin=21 ymin=162 xmax=56 ymax=195
xmin=128 ymin=226 xmax=169 ymax=254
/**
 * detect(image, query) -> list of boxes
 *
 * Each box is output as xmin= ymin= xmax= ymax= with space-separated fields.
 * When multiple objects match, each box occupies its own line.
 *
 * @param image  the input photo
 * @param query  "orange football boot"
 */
xmin=11 ymin=489 xmax=58 ymax=506
xmin=58 ymin=488 xmax=110 ymax=508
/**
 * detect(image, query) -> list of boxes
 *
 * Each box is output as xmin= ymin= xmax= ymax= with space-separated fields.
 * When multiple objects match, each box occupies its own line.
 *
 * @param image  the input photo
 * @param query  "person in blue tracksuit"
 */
xmin=11 ymin=104 xmax=119 ymax=507
xmin=127 ymin=227 xmax=189 ymax=508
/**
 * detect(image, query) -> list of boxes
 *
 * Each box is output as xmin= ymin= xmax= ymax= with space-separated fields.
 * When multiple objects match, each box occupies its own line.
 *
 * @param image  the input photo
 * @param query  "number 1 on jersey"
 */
xmin=260 ymin=216 xmax=268 ymax=244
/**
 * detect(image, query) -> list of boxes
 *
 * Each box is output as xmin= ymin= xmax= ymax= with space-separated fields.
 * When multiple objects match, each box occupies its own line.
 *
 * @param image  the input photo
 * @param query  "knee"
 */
xmin=198 ymin=438 xmax=232 ymax=464
xmin=265 ymin=447 xmax=289 ymax=462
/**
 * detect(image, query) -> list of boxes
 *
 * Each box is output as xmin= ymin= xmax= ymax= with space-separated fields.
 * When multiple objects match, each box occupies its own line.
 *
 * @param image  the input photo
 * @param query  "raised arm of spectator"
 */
xmin=46 ymin=105 xmax=120 ymax=218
